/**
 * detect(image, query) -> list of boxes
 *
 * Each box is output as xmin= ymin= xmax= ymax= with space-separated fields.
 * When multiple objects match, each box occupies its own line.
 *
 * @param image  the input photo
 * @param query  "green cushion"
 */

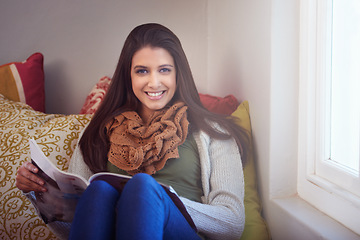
xmin=231 ymin=101 xmax=271 ymax=240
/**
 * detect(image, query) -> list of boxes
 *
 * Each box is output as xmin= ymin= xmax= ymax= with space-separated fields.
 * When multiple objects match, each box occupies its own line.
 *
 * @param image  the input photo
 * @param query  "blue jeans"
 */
xmin=68 ymin=173 xmax=200 ymax=240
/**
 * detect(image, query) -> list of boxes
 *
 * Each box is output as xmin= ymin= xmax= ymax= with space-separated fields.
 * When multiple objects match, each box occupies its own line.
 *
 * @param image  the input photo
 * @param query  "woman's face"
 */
xmin=131 ymin=46 xmax=176 ymax=121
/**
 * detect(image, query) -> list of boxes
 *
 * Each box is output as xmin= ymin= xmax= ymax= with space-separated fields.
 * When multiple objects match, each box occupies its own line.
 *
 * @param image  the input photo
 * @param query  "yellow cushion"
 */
xmin=0 ymin=94 xmax=91 ymax=239
xmin=231 ymin=101 xmax=271 ymax=240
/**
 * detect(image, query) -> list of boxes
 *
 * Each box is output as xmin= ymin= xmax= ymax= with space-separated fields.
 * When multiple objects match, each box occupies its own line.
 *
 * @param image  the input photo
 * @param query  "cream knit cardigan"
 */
xmin=48 ymin=127 xmax=245 ymax=240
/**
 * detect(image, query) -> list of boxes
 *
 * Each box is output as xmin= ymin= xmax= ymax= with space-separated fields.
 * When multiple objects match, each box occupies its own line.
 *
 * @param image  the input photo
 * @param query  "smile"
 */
xmin=146 ymin=91 xmax=165 ymax=97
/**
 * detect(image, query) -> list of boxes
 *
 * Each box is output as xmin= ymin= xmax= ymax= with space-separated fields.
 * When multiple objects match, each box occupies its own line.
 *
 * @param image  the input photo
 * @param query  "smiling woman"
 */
xmin=131 ymin=47 xmax=177 ymax=122
xmin=16 ymin=23 xmax=249 ymax=240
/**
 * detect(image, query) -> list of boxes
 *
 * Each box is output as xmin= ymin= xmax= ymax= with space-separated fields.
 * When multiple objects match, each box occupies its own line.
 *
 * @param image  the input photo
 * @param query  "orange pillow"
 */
xmin=0 ymin=53 xmax=45 ymax=112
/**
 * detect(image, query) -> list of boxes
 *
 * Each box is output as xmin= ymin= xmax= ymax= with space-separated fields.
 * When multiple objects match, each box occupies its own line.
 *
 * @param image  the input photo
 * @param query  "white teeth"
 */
xmin=147 ymin=91 xmax=163 ymax=97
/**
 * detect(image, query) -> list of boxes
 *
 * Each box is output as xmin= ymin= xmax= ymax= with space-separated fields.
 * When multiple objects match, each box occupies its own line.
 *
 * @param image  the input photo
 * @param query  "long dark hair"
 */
xmin=80 ymin=23 xmax=249 ymax=173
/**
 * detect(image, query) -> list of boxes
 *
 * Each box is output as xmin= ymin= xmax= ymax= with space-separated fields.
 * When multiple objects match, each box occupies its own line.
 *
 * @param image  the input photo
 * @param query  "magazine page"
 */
xmin=29 ymin=139 xmax=89 ymax=222
xmin=89 ymin=172 xmax=173 ymax=193
xmin=89 ymin=172 xmax=132 ymax=192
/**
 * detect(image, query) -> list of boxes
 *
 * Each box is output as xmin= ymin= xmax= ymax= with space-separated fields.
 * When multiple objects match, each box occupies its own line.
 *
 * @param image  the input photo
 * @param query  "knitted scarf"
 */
xmin=106 ymin=102 xmax=189 ymax=175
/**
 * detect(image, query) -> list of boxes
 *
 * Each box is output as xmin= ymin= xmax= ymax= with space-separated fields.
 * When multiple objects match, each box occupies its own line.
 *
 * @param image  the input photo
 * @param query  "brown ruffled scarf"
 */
xmin=106 ymin=102 xmax=189 ymax=175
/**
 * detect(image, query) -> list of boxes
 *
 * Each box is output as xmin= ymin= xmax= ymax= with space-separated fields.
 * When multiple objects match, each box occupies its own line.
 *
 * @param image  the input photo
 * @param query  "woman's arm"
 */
xmin=184 ymin=131 xmax=245 ymax=240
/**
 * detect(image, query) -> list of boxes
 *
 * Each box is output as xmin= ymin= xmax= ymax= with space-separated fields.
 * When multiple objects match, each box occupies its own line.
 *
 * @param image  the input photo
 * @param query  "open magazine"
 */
xmin=29 ymin=139 xmax=196 ymax=229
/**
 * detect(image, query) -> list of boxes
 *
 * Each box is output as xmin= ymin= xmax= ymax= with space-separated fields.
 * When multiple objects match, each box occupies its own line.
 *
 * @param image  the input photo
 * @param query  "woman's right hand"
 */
xmin=16 ymin=161 xmax=47 ymax=193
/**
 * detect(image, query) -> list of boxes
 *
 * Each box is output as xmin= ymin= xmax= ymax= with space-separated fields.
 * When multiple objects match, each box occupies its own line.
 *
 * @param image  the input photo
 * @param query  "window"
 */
xmin=316 ymin=0 xmax=360 ymax=198
xmin=299 ymin=0 xmax=360 ymax=235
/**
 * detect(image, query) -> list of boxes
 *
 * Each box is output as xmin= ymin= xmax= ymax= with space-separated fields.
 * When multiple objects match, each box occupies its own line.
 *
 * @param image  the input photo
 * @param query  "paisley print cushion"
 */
xmin=0 ymin=94 xmax=91 ymax=239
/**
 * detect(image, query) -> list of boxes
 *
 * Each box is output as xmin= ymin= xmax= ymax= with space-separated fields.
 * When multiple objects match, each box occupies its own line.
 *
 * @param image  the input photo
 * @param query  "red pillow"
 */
xmin=199 ymin=93 xmax=239 ymax=115
xmin=0 ymin=53 xmax=45 ymax=112
xmin=80 ymin=76 xmax=111 ymax=114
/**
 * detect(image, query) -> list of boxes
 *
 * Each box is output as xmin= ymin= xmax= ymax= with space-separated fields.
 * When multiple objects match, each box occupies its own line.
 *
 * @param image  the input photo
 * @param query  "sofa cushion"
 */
xmin=232 ymin=101 xmax=270 ymax=240
xmin=79 ymin=76 xmax=111 ymax=114
xmin=0 ymin=94 xmax=91 ymax=239
xmin=0 ymin=53 xmax=45 ymax=112
xmin=199 ymin=93 xmax=239 ymax=115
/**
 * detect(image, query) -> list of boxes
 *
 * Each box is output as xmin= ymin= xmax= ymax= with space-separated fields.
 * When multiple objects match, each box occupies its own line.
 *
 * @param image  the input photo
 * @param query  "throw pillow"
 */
xmin=0 ymin=94 xmax=91 ymax=239
xmin=199 ymin=93 xmax=239 ymax=115
xmin=0 ymin=53 xmax=45 ymax=112
xmin=79 ymin=76 xmax=111 ymax=114
xmin=231 ymin=101 xmax=271 ymax=240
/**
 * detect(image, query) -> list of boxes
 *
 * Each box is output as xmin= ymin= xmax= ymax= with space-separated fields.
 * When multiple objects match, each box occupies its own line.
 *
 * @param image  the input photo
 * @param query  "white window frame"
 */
xmin=315 ymin=0 xmax=360 ymax=199
xmin=298 ymin=0 xmax=360 ymax=235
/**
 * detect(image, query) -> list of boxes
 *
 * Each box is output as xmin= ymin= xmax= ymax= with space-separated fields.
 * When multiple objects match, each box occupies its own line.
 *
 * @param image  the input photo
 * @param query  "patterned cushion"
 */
xmin=0 ymin=94 xmax=91 ymax=239
xmin=79 ymin=76 xmax=111 ymax=114
xmin=0 ymin=53 xmax=45 ymax=112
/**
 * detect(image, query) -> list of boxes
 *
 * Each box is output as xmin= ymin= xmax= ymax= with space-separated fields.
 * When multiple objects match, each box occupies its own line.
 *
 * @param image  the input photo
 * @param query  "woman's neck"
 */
xmin=138 ymin=106 xmax=155 ymax=125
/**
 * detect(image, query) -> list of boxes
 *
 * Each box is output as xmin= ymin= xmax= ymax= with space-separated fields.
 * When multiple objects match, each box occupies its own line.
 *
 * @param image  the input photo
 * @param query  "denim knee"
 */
xmin=130 ymin=173 xmax=156 ymax=184
xmin=127 ymin=173 xmax=159 ymax=191
xmin=118 ymin=173 xmax=164 ymax=204
xmin=87 ymin=180 xmax=116 ymax=193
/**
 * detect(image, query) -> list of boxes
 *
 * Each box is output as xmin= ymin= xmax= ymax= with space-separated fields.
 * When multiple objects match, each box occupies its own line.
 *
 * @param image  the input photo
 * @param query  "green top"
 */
xmin=107 ymin=134 xmax=204 ymax=202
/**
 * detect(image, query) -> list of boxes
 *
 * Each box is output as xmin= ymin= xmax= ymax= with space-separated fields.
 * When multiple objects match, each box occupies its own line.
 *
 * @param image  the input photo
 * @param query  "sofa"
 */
xmin=0 ymin=53 xmax=270 ymax=239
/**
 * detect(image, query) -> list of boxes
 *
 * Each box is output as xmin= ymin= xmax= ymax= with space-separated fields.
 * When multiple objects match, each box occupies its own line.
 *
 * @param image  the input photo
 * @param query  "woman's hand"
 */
xmin=16 ymin=161 xmax=47 ymax=193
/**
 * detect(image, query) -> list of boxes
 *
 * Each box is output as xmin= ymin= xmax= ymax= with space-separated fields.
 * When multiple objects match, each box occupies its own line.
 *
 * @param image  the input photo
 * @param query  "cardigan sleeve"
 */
xmin=67 ymin=124 xmax=94 ymax=179
xmin=182 ymin=131 xmax=245 ymax=240
xmin=67 ymin=140 xmax=93 ymax=179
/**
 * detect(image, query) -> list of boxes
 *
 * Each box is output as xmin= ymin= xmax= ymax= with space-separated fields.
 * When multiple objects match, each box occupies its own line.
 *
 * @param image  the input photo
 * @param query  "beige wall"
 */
xmin=0 ymin=0 xmax=208 ymax=114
